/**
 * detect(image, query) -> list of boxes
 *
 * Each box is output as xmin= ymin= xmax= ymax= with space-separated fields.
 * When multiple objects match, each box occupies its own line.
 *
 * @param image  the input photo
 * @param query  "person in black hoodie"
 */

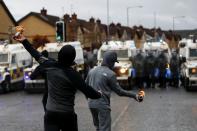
xmin=14 ymin=34 xmax=101 ymax=131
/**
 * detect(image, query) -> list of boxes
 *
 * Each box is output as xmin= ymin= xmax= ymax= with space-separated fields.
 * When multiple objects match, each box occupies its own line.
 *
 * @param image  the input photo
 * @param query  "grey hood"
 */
xmin=101 ymin=51 xmax=118 ymax=69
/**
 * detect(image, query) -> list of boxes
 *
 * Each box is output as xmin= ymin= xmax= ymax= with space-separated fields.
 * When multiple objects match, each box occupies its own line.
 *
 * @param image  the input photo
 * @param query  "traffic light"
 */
xmin=56 ymin=21 xmax=65 ymax=42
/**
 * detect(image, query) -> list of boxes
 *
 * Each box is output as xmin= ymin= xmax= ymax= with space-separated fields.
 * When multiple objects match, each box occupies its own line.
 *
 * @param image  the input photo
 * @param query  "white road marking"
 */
xmin=112 ymin=101 xmax=130 ymax=128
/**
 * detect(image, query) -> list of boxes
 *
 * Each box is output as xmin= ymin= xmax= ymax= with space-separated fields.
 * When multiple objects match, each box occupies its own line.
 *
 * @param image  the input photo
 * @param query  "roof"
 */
xmin=0 ymin=0 xmax=17 ymax=25
xmin=109 ymin=23 xmax=119 ymax=36
xmin=78 ymin=19 xmax=107 ymax=34
xmin=17 ymin=12 xmax=60 ymax=27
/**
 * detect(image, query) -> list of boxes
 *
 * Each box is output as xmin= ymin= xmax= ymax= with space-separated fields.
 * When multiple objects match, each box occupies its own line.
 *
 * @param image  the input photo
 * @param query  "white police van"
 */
xmin=179 ymin=36 xmax=197 ymax=90
xmin=143 ymin=39 xmax=172 ymax=82
xmin=0 ymin=42 xmax=32 ymax=93
xmin=143 ymin=40 xmax=171 ymax=61
xmin=97 ymin=40 xmax=137 ymax=88
xmin=24 ymin=41 xmax=84 ymax=93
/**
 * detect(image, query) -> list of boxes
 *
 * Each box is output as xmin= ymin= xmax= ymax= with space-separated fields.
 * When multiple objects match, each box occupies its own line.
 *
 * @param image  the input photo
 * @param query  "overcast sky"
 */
xmin=4 ymin=0 xmax=197 ymax=30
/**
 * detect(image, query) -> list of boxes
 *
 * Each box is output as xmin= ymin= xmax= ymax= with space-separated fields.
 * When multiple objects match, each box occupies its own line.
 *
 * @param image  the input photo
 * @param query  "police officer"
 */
xmin=156 ymin=50 xmax=168 ymax=88
xmin=83 ymin=49 xmax=91 ymax=79
xmin=132 ymin=49 xmax=145 ymax=89
xmin=144 ymin=50 xmax=156 ymax=88
xmin=86 ymin=51 xmax=143 ymax=131
xmin=170 ymin=51 xmax=180 ymax=87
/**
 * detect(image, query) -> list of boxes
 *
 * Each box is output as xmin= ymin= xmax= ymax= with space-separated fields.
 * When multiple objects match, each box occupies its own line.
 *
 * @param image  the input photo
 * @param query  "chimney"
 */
xmin=41 ymin=7 xmax=47 ymax=16
xmin=109 ymin=23 xmax=115 ymax=27
xmin=64 ymin=14 xmax=70 ymax=22
xmin=117 ymin=23 xmax=121 ymax=27
xmin=89 ymin=17 xmax=95 ymax=23
xmin=71 ymin=13 xmax=77 ymax=20
xmin=96 ymin=19 xmax=101 ymax=24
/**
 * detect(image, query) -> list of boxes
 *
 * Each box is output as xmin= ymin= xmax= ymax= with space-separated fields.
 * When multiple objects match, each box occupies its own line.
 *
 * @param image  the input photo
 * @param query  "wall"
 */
xmin=18 ymin=15 xmax=56 ymax=42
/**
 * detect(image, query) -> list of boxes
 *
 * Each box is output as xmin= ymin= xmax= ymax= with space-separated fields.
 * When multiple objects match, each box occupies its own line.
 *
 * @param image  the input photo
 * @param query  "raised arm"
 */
xmin=13 ymin=34 xmax=48 ymax=64
xmin=21 ymin=39 xmax=42 ymax=61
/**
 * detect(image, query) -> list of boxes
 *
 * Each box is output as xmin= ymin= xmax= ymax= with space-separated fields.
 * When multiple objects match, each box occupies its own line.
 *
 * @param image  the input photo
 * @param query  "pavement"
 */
xmin=0 ymin=86 xmax=196 ymax=131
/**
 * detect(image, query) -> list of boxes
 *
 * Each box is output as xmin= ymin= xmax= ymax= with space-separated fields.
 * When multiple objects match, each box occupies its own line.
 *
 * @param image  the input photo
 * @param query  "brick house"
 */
xmin=0 ymin=0 xmax=17 ymax=43
xmin=17 ymin=8 xmax=59 ymax=42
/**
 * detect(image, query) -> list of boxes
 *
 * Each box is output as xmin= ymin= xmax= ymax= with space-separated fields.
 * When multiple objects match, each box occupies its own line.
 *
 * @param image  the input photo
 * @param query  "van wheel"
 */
xmin=2 ymin=80 xmax=11 ymax=93
xmin=2 ymin=75 xmax=11 ymax=93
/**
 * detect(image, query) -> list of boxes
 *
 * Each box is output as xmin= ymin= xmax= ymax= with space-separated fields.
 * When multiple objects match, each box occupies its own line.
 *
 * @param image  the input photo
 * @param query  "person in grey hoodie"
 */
xmin=86 ymin=51 xmax=143 ymax=131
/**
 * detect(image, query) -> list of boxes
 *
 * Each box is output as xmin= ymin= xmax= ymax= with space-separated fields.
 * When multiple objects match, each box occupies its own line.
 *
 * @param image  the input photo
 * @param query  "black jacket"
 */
xmin=22 ymin=39 xmax=101 ymax=112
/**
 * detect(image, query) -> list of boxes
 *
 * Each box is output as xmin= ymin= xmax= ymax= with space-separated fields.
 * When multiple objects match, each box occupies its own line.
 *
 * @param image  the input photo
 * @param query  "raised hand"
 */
xmin=136 ymin=90 xmax=145 ymax=102
xmin=13 ymin=26 xmax=26 ymax=42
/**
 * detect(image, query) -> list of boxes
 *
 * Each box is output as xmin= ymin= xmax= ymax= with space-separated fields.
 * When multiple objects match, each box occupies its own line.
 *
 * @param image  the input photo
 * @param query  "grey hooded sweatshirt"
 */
xmin=86 ymin=51 xmax=137 ymax=109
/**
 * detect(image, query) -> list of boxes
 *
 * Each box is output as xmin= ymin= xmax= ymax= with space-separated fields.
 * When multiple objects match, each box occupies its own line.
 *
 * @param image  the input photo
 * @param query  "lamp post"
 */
xmin=154 ymin=12 xmax=157 ymax=29
xmin=106 ymin=0 xmax=110 ymax=43
xmin=173 ymin=16 xmax=185 ymax=31
xmin=127 ymin=5 xmax=143 ymax=27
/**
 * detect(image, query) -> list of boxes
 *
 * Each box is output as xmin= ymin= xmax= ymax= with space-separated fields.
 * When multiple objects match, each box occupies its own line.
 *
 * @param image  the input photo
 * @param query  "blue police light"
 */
xmin=24 ymin=74 xmax=30 ymax=80
xmin=24 ymin=72 xmax=31 ymax=80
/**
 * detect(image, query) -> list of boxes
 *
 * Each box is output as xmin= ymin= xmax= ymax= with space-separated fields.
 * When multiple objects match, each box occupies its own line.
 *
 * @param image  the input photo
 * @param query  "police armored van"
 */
xmin=0 ymin=42 xmax=32 ymax=93
xmin=143 ymin=40 xmax=171 ymax=60
xmin=143 ymin=40 xmax=172 ymax=87
xmin=97 ymin=40 xmax=136 ymax=89
xmin=24 ymin=41 xmax=84 ymax=93
xmin=179 ymin=36 xmax=197 ymax=90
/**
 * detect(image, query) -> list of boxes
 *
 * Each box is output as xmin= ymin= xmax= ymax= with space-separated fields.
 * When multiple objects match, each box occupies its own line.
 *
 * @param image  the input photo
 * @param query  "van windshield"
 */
xmin=189 ymin=48 xmax=197 ymax=57
xmin=101 ymin=50 xmax=128 ymax=59
xmin=48 ymin=52 xmax=58 ymax=60
xmin=0 ymin=53 xmax=8 ymax=63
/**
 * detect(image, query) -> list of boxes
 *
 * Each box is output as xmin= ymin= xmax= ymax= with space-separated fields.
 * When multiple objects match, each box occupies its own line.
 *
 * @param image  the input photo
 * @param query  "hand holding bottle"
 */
xmin=13 ymin=26 xmax=26 ymax=42
xmin=137 ymin=90 xmax=145 ymax=102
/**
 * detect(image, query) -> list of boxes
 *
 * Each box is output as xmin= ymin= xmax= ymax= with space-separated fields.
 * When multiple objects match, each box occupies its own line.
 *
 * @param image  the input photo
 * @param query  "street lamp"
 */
xmin=127 ymin=6 xmax=143 ymax=27
xmin=173 ymin=16 xmax=185 ymax=31
xmin=106 ymin=0 xmax=109 ymax=43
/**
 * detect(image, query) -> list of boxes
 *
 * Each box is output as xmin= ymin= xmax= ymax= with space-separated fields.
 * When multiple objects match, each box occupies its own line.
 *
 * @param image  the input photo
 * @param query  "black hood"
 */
xmin=101 ymin=51 xmax=118 ymax=69
xmin=58 ymin=45 xmax=76 ymax=67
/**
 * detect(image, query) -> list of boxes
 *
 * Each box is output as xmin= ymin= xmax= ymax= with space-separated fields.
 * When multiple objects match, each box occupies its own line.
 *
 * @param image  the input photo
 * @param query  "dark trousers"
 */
xmin=135 ymin=77 xmax=144 ymax=89
xmin=42 ymin=92 xmax=48 ymax=112
xmin=145 ymin=75 xmax=155 ymax=88
xmin=170 ymin=71 xmax=179 ymax=87
xmin=44 ymin=111 xmax=78 ymax=131
xmin=159 ymin=75 xmax=166 ymax=88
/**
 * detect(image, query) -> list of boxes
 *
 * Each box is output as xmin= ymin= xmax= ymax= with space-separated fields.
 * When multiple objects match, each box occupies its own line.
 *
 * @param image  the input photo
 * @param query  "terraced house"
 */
xmin=0 ymin=0 xmax=188 ymax=51
xmin=17 ymin=8 xmax=59 ymax=42
xmin=0 ymin=0 xmax=17 ymax=43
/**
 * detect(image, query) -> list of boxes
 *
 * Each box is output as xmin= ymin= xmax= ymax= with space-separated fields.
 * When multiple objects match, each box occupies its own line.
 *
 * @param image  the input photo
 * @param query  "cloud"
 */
xmin=174 ymin=1 xmax=188 ymax=9
xmin=3 ymin=0 xmax=197 ymax=30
